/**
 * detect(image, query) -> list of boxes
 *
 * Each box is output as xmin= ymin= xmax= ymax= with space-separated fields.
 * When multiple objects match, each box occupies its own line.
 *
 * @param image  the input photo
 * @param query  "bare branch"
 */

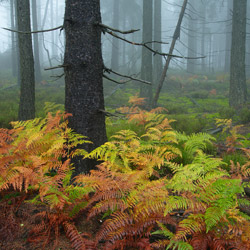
xmin=104 ymin=67 xmax=151 ymax=85
xmin=44 ymin=65 xmax=67 ymax=71
xmin=103 ymin=74 xmax=130 ymax=84
xmin=106 ymin=31 xmax=204 ymax=60
xmin=97 ymin=22 xmax=139 ymax=34
xmin=50 ymin=73 xmax=65 ymax=81
xmin=3 ymin=25 xmax=63 ymax=34
xmin=98 ymin=109 xmax=124 ymax=118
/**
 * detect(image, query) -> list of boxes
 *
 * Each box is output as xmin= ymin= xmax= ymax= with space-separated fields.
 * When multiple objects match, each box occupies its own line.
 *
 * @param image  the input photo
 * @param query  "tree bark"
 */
xmin=229 ymin=0 xmax=247 ymax=108
xmin=32 ymin=0 xmax=42 ymax=83
xmin=16 ymin=0 xmax=35 ymax=120
xmin=64 ymin=0 xmax=107 ymax=175
xmin=140 ymin=0 xmax=153 ymax=108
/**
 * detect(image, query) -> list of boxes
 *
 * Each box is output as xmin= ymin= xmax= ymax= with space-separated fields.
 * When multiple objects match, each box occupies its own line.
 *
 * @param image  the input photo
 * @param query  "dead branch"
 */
xmin=104 ymin=67 xmax=151 ymax=85
xmin=3 ymin=25 xmax=63 ymax=34
xmin=44 ymin=65 xmax=68 ymax=71
xmin=97 ymin=22 xmax=139 ymax=34
xmin=103 ymin=74 xmax=130 ymax=85
xmin=106 ymin=30 xmax=204 ymax=60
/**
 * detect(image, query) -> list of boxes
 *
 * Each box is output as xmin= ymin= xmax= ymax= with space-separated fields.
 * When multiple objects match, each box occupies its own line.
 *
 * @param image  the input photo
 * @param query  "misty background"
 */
xmin=1 ymin=0 xmax=248 ymax=77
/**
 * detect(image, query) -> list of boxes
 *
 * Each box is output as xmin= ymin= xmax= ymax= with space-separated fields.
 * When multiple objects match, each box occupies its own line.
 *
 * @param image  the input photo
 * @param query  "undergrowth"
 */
xmin=0 ymin=101 xmax=250 ymax=250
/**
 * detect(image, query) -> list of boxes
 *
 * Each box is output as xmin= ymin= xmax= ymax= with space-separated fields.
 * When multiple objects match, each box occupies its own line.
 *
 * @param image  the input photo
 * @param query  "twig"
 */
xmin=3 ymin=25 xmax=63 ymax=34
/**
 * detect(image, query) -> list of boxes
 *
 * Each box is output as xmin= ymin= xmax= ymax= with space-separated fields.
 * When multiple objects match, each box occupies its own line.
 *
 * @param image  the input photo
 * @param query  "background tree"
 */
xmin=31 ymin=0 xmax=42 ymax=83
xmin=229 ymin=0 xmax=247 ymax=108
xmin=16 ymin=0 xmax=35 ymax=120
xmin=186 ymin=0 xmax=197 ymax=74
xmin=111 ymin=0 xmax=120 ymax=72
xmin=224 ymin=0 xmax=233 ymax=73
xmin=153 ymin=0 xmax=163 ymax=82
xmin=140 ymin=0 xmax=153 ymax=108
xmin=10 ymin=0 xmax=17 ymax=77
xmin=64 ymin=0 xmax=107 ymax=175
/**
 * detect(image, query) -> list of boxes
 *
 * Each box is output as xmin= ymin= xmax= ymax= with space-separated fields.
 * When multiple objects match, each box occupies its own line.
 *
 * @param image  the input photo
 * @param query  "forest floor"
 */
xmin=1 ymin=71 xmax=250 ymax=249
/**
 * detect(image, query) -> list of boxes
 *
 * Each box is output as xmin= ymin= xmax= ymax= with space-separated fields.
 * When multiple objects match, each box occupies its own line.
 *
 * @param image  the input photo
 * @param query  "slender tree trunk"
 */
xmin=200 ymin=2 xmax=206 ymax=72
xmin=153 ymin=0 xmax=163 ymax=82
xmin=64 ymin=0 xmax=107 ymax=174
xmin=140 ymin=0 xmax=153 ymax=108
xmin=187 ymin=0 xmax=196 ymax=74
xmin=16 ymin=0 xmax=35 ymax=120
xmin=209 ymin=34 xmax=212 ymax=73
xmin=229 ymin=0 xmax=247 ymax=108
xmin=50 ymin=0 xmax=55 ymax=59
xmin=111 ymin=0 xmax=120 ymax=72
xmin=153 ymin=0 xmax=188 ymax=107
xmin=14 ymin=0 xmax=20 ymax=85
xmin=224 ymin=0 xmax=233 ymax=73
xmin=37 ymin=0 xmax=43 ymax=65
xmin=10 ymin=0 xmax=17 ymax=77
xmin=32 ymin=0 xmax=42 ymax=82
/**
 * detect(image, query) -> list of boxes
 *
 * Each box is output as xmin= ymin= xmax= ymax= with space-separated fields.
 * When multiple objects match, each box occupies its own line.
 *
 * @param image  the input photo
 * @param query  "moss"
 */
xmin=239 ymin=107 xmax=250 ymax=124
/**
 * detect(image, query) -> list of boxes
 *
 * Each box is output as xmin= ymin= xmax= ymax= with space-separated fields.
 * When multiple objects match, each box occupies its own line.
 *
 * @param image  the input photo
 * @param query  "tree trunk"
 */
xmin=187 ymin=0 xmax=196 ymax=74
xmin=153 ymin=0 xmax=163 ymax=82
xmin=10 ymin=0 xmax=17 ymax=77
xmin=153 ymin=0 xmax=188 ymax=107
xmin=64 ymin=0 xmax=107 ymax=175
xmin=50 ymin=0 xmax=55 ymax=59
xmin=32 ymin=0 xmax=42 ymax=83
xmin=140 ymin=0 xmax=153 ymax=108
xmin=229 ymin=0 xmax=247 ymax=108
xmin=111 ymin=0 xmax=120 ymax=72
xmin=200 ymin=2 xmax=206 ymax=72
xmin=14 ymin=0 xmax=21 ymax=85
xmin=224 ymin=0 xmax=233 ymax=73
xmin=16 ymin=0 xmax=35 ymax=120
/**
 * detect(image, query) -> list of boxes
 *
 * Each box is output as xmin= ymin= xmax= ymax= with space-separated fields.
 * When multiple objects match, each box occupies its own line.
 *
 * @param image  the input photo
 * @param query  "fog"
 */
xmin=1 ymin=0 xmax=248 ymax=75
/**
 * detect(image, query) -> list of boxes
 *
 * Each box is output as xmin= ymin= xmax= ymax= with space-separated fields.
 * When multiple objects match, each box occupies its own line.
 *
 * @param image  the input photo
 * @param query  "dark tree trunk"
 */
xmin=64 ymin=0 xmax=107 ymax=175
xmin=32 ymin=0 xmax=42 ymax=83
xmin=111 ymin=0 xmax=120 ymax=72
xmin=229 ymin=0 xmax=247 ymax=108
xmin=153 ymin=0 xmax=163 ymax=82
xmin=140 ymin=0 xmax=153 ymax=108
xmin=16 ymin=0 xmax=35 ymax=120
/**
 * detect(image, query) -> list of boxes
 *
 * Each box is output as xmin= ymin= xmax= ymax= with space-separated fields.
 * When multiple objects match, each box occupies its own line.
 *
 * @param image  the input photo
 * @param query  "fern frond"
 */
xmin=63 ymin=221 xmax=95 ymax=250
xmin=166 ymin=240 xmax=193 ymax=250
xmin=175 ymin=214 xmax=204 ymax=241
